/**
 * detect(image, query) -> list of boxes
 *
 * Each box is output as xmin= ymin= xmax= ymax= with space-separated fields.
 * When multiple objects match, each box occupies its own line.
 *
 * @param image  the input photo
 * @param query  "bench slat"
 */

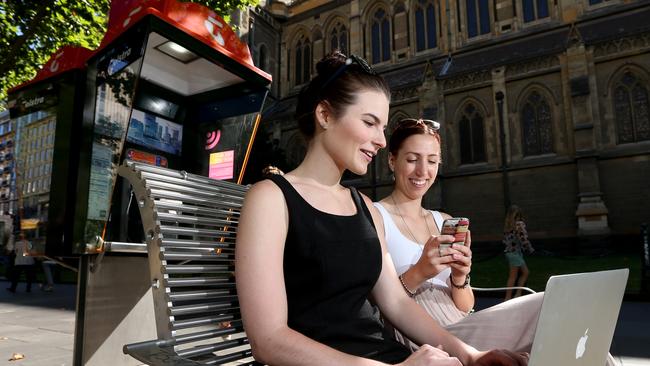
xmin=168 ymin=289 xmax=233 ymax=302
xmin=155 ymin=201 xmax=241 ymax=218
xmin=158 ymin=238 xmax=235 ymax=249
xmin=164 ymin=264 xmax=233 ymax=274
xmin=155 ymin=212 xmax=239 ymax=226
xmin=171 ymin=313 xmax=236 ymax=330
xmin=150 ymin=189 xmax=242 ymax=209
xmin=140 ymin=171 xmax=247 ymax=197
xmin=157 ymin=225 xmax=238 ymax=238
xmin=170 ymin=301 xmax=238 ymax=316
xmin=166 ymin=277 xmax=234 ymax=288
xmin=161 ymin=251 xmax=234 ymax=261
xmin=176 ymin=337 xmax=248 ymax=358
xmin=172 ymin=325 xmax=243 ymax=345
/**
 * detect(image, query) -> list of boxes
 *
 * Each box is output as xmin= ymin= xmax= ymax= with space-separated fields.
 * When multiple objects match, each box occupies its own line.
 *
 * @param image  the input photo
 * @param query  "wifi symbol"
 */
xmin=205 ymin=130 xmax=221 ymax=150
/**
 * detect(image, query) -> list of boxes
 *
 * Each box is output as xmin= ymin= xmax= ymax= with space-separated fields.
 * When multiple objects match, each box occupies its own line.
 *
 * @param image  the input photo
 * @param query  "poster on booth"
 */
xmin=209 ymin=150 xmax=234 ymax=180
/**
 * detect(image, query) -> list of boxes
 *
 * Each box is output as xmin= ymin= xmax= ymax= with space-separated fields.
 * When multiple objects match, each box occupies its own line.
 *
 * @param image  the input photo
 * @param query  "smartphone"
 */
xmin=439 ymin=217 xmax=470 ymax=251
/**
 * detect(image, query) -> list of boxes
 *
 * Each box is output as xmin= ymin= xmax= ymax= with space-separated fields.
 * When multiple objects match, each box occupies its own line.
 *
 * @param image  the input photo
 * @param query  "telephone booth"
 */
xmin=9 ymin=1 xmax=271 ymax=365
xmin=7 ymin=45 xmax=93 ymax=258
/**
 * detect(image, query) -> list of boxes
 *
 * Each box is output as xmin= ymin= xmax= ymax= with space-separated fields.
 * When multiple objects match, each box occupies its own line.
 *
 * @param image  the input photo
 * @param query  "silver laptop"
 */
xmin=529 ymin=268 xmax=629 ymax=366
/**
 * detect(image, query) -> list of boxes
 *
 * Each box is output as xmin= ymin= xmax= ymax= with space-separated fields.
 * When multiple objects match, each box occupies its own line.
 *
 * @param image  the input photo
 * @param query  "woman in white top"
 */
xmin=374 ymin=118 xmax=543 ymax=353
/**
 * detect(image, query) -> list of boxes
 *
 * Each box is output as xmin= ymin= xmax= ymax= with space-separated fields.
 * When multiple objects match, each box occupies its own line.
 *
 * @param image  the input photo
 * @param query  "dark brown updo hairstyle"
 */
xmin=388 ymin=118 xmax=442 ymax=156
xmin=294 ymin=51 xmax=391 ymax=141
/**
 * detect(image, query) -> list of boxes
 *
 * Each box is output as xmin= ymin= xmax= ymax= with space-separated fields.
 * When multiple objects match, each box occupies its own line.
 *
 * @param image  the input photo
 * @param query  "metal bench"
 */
xmin=115 ymin=160 xmax=535 ymax=365
xmin=118 ymin=161 xmax=256 ymax=365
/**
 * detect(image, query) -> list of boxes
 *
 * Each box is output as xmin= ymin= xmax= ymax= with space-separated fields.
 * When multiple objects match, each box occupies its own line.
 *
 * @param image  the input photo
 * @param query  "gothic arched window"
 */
xmin=520 ymin=91 xmax=553 ymax=155
xmin=329 ymin=21 xmax=348 ymax=55
xmin=522 ymin=0 xmax=549 ymax=22
xmin=464 ymin=0 xmax=491 ymax=38
xmin=294 ymin=34 xmax=311 ymax=85
xmin=458 ymin=103 xmax=486 ymax=164
xmin=371 ymin=8 xmax=391 ymax=64
xmin=613 ymin=71 xmax=650 ymax=144
xmin=415 ymin=0 xmax=437 ymax=51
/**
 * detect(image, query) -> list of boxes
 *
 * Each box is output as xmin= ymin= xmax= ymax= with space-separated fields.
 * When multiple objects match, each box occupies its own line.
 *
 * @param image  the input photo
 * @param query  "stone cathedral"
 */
xmin=234 ymin=0 xmax=650 ymax=248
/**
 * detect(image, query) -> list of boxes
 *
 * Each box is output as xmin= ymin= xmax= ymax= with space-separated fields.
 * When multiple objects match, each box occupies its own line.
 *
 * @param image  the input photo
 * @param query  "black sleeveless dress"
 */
xmin=268 ymin=175 xmax=410 ymax=363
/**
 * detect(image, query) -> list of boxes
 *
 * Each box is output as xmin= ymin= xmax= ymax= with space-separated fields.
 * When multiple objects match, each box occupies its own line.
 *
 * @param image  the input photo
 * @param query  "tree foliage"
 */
xmin=0 ymin=0 xmax=257 ymax=110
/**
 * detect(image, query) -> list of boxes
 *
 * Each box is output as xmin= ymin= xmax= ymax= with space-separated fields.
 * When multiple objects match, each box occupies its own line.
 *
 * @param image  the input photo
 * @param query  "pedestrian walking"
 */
xmin=6 ymin=232 xmax=36 ymax=293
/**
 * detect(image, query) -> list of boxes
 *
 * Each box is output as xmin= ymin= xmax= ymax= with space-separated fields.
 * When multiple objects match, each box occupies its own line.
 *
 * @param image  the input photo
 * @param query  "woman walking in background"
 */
xmin=503 ymin=205 xmax=534 ymax=300
xmin=6 ymin=232 xmax=36 ymax=293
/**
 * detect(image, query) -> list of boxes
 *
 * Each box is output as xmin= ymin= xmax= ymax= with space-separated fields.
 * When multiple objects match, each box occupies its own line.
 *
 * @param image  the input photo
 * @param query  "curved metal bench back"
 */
xmin=119 ymin=161 xmax=254 ymax=365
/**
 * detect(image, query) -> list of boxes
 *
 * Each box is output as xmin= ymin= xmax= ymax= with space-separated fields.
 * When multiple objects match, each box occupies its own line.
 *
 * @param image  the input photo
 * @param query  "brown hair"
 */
xmin=504 ymin=205 xmax=525 ymax=232
xmin=294 ymin=51 xmax=391 ymax=141
xmin=388 ymin=118 xmax=442 ymax=156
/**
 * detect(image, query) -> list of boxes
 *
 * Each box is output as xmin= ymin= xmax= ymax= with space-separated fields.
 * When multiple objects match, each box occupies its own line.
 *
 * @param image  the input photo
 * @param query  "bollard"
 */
xmin=642 ymin=223 xmax=649 ymax=297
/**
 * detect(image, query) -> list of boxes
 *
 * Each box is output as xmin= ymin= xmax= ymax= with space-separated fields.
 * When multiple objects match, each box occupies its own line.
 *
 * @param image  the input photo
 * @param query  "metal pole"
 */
xmin=495 ymin=91 xmax=511 ymax=211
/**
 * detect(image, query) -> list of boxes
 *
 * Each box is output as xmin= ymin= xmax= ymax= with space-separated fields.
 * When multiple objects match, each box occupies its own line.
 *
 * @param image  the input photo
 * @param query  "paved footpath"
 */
xmin=0 ymin=280 xmax=648 ymax=365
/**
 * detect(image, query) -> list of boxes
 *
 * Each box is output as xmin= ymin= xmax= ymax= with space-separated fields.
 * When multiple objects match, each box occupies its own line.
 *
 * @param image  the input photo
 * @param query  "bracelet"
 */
xmin=450 ymin=274 xmax=471 ymax=289
xmin=398 ymin=274 xmax=417 ymax=297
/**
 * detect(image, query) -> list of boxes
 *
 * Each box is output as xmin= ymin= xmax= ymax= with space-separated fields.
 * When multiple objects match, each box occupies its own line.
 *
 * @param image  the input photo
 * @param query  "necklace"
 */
xmin=390 ymin=195 xmax=433 ymax=245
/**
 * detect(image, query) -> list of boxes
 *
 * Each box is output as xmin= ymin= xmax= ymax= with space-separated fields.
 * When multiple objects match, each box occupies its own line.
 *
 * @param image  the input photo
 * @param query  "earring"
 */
xmin=320 ymin=123 xmax=328 ymax=130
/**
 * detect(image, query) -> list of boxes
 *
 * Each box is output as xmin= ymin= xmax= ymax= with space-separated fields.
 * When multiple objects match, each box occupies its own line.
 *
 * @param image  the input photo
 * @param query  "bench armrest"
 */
xmin=123 ymin=340 xmax=205 ymax=366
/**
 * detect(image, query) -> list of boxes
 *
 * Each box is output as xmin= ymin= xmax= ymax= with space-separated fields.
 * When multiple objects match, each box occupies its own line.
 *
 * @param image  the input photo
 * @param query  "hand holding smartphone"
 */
xmin=439 ymin=217 xmax=470 ymax=252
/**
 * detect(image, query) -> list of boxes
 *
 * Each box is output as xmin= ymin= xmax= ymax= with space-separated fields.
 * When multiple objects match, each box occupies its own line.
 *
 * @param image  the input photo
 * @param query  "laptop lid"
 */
xmin=528 ymin=268 xmax=629 ymax=366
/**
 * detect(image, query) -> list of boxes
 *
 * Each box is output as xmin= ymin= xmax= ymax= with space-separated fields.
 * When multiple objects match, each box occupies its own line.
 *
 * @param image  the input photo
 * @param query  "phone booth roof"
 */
xmin=94 ymin=0 xmax=271 ymax=87
xmin=9 ymin=45 xmax=94 ymax=93
xmin=10 ymin=0 xmax=271 ymax=94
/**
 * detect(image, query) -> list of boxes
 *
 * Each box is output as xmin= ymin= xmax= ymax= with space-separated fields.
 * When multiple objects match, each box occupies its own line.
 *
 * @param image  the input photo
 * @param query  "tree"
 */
xmin=0 ymin=0 xmax=257 ymax=110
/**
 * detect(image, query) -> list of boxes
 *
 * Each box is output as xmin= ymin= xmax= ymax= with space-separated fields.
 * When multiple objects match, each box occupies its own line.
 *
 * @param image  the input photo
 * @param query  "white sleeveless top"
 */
xmin=374 ymin=202 xmax=451 ymax=288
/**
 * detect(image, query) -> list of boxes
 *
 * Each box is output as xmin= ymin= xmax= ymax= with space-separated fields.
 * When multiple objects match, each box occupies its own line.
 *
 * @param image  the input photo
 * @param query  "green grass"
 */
xmin=471 ymin=253 xmax=642 ymax=294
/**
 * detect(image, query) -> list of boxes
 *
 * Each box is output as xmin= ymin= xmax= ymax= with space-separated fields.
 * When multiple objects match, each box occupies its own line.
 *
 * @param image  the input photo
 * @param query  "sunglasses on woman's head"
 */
xmin=320 ymin=54 xmax=377 ymax=92
xmin=397 ymin=118 xmax=441 ymax=133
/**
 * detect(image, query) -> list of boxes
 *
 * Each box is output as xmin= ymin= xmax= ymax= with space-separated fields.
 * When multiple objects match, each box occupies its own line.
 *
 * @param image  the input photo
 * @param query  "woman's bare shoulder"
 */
xmin=241 ymin=179 xmax=287 ymax=216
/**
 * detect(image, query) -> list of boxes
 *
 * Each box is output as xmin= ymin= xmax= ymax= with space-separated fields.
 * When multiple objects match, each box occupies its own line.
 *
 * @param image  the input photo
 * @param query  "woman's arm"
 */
xmin=364 ymin=197 xmax=527 ymax=366
xmin=398 ymin=211 xmax=474 ymax=313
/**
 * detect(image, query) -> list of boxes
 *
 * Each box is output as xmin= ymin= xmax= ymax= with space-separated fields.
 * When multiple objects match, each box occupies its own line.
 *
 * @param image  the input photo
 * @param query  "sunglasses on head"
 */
xmin=396 ymin=118 xmax=441 ymax=133
xmin=320 ymin=54 xmax=377 ymax=92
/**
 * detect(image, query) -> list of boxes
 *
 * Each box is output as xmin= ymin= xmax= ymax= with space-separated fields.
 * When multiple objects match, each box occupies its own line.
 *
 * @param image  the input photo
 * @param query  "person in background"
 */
xmin=0 ymin=224 xmax=13 ymax=280
xmin=503 ymin=205 xmax=534 ymax=301
xmin=6 ymin=232 xmax=36 ymax=293
xmin=39 ymin=257 xmax=55 ymax=292
xmin=374 ymin=118 xmax=541 ymax=353
xmin=236 ymin=51 xmax=528 ymax=366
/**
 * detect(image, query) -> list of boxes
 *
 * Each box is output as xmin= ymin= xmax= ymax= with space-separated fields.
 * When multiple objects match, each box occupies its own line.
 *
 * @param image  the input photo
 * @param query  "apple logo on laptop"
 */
xmin=575 ymin=328 xmax=589 ymax=359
